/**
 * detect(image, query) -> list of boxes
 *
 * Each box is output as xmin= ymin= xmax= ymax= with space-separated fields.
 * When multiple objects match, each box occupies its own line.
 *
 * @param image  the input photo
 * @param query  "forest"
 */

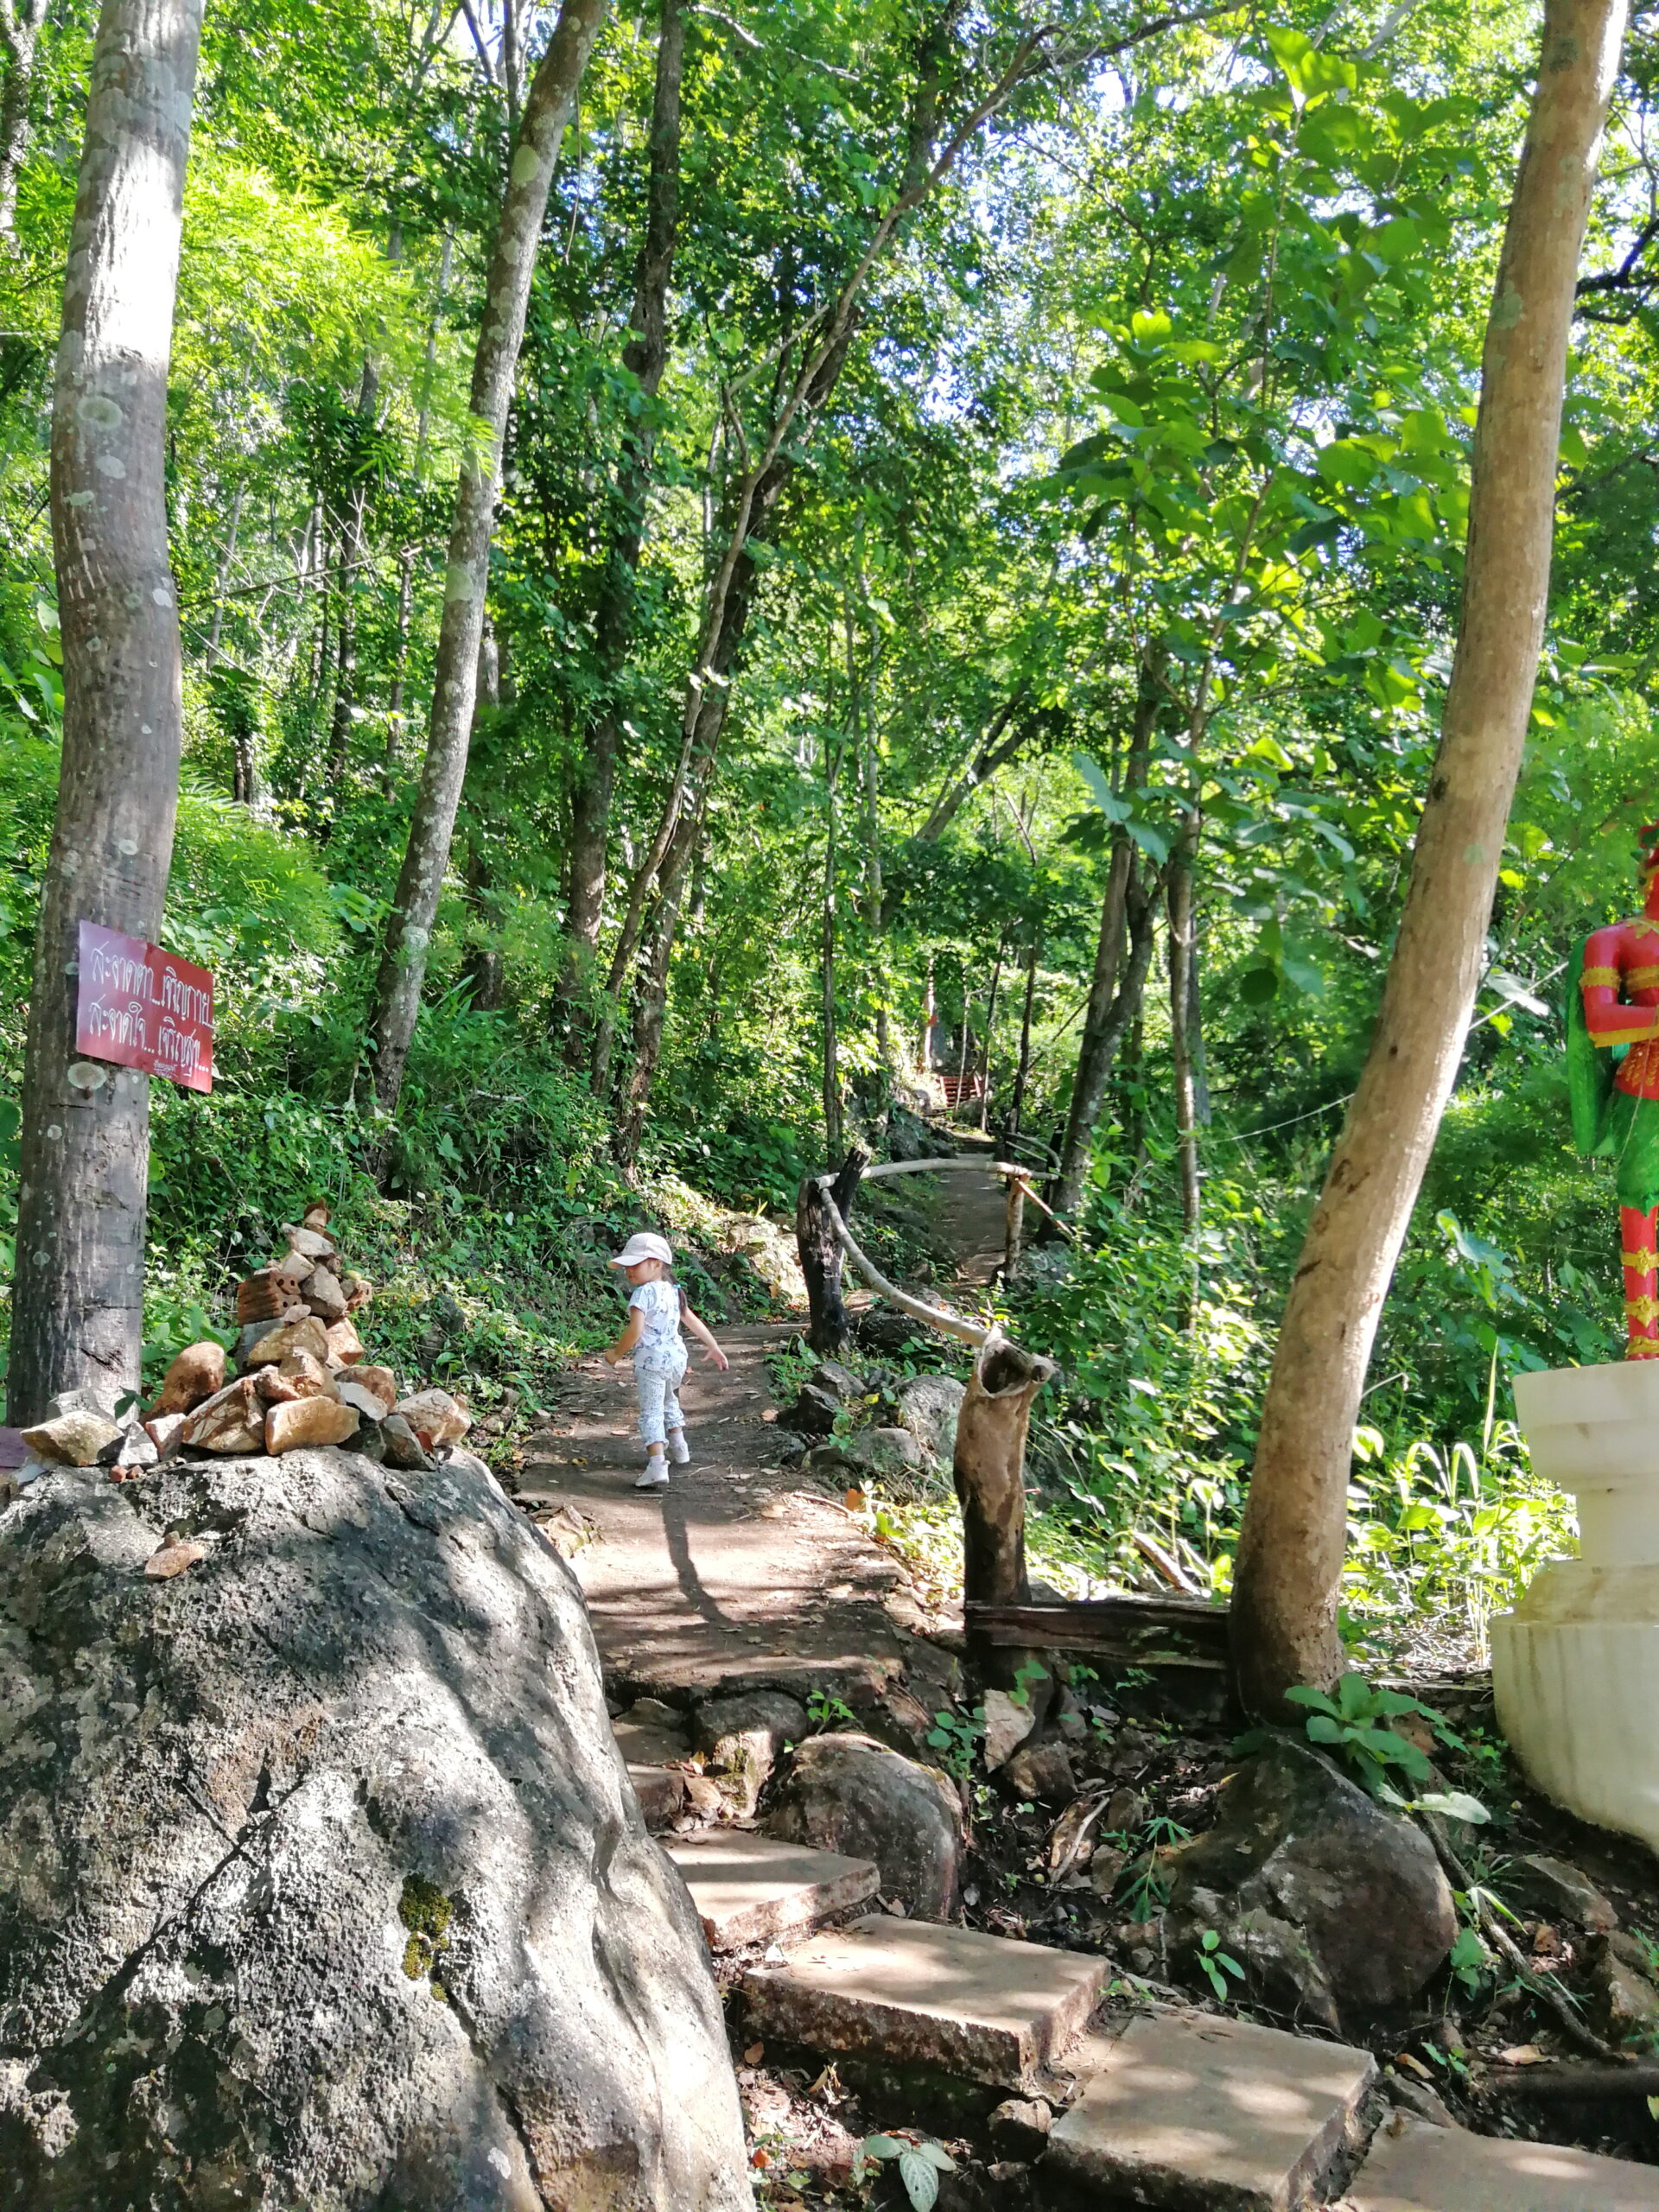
xmin=3 ymin=0 xmax=1645 ymax=1657
xmin=6 ymin=0 xmax=1659 ymax=2207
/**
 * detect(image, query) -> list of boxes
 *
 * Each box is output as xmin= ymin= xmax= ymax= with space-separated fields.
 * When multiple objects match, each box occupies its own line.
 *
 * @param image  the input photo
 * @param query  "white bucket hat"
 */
xmin=610 ymin=1230 xmax=672 ymax=1269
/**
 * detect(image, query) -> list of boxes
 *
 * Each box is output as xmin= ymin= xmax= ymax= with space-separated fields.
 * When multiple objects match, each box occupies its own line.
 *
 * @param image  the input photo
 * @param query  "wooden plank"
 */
xmin=965 ymin=1597 xmax=1231 ymax=1661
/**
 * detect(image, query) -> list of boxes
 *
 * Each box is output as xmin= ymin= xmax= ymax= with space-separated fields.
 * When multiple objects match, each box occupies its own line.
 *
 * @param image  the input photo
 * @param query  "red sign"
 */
xmin=75 ymin=921 xmax=213 ymax=1092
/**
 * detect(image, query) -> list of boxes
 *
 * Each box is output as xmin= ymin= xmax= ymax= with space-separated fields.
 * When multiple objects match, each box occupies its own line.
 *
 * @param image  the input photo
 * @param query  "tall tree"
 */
xmin=10 ymin=0 xmax=205 ymax=1422
xmin=366 ymin=0 xmax=609 ymax=1129
xmin=1051 ymin=649 xmax=1161 ymax=1217
xmin=1230 ymin=0 xmax=1630 ymax=1715
xmin=560 ymin=0 xmax=684 ymax=1045
xmin=0 ymin=0 xmax=48 ymax=239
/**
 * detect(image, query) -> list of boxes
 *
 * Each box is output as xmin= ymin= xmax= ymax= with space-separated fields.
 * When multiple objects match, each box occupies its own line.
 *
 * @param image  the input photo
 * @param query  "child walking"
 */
xmin=603 ymin=1231 xmax=728 ymax=1487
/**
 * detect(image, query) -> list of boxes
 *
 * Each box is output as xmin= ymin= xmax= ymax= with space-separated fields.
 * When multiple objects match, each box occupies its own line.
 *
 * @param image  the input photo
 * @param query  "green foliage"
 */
xmin=397 ymin=1873 xmax=454 ymax=2000
xmin=806 ymin=1688 xmax=858 ymax=1734
xmin=1196 ymin=1927 xmax=1245 ymax=2001
xmin=924 ymin=1703 xmax=985 ymax=1779
xmin=1280 ymin=1673 xmax=1446 ymax=1796
xmin=853 ymin=2134 xmax=956 ymax=2212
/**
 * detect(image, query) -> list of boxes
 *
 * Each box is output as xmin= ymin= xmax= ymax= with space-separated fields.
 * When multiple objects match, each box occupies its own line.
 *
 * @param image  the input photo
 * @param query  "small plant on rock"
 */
xmin=1196 ymin=1927 xmax=1245 ymax=2000
xmin=925 ymin=1703 xmax=985 ymax=1779
xmin=806 ymin=1688 xmax=858 ymax=1733
xmin=854 ymin=2132 xmax=957 ymax=2211
xmin=1280 ymin=1672 xmax=1446 ymax=1795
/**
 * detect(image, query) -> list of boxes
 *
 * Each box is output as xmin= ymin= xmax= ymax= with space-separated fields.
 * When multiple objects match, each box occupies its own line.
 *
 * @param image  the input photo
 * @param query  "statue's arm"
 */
xmin=1580 ymin=926 xmax=1659 ymax=1044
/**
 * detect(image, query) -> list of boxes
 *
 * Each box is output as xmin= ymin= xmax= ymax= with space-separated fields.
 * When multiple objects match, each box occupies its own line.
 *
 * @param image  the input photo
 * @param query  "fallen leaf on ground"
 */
xmin=1499 ymin=2044 xmax=1544 ymax=2066
xmin=844 ymin=1487 xmax=865 ymax=1510
xmin=144 ymin=1540 xmax=207 ymax=1580
xmin=743 ymin=2043 xmax=764 ymax=2064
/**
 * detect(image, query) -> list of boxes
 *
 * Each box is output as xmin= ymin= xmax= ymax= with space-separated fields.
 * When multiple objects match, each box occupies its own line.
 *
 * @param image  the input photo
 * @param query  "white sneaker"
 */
xmin=668 ymin=1433 xmax=690 ymax=1465
xmin=634 ymin=1459 xmax=669 ymax=1489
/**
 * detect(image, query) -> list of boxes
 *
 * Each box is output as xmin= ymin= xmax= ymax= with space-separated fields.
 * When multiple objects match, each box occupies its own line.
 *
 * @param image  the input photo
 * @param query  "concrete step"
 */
xmin=1345 ymin=2110 xmax=1659 ymax=2211
xmin=664 ymin=1830 xmax=878 ymax=1951
xmin=627 ymin=1764 xmax=684 ymax=1831
xmin=1042 ymin=2008 xmax=1375 ymax=2211
xmin=740 ymin=1914 xmax=1107 ymax=2091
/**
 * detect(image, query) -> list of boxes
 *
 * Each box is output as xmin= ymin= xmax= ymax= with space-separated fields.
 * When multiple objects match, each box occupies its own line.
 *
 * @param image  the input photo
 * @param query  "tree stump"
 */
xmin=954 ymin=1331 xmax=1055 ymax=1692
xmin=796 ymin=1147 xmax=868 ymax=1354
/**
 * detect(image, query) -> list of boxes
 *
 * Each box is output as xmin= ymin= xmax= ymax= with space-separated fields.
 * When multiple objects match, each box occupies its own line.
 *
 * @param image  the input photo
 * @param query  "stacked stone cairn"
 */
xmin=17 ymin=1200 xmax=471 ymax=1483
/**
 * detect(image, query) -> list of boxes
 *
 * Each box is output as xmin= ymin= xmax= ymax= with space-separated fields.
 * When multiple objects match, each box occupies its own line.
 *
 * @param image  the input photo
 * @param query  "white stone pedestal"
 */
xmin=1491 ymin=1360 xmax=1659 ymax=1851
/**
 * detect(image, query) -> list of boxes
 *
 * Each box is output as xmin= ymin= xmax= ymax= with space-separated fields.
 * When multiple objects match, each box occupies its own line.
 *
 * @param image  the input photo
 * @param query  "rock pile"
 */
xmin=16 ymin=1200 xmax=471 ymax=1485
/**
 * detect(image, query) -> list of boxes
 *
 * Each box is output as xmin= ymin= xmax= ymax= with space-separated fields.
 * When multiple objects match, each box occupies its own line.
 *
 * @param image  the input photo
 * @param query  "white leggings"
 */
xmin=635 ymin=1349 xmax=687 ymax=1447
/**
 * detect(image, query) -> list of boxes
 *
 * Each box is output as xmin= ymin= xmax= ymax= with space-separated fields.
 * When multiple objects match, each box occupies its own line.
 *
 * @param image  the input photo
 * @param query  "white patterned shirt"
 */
xmin=629 ymin=1278 xmax=683 ymax=1370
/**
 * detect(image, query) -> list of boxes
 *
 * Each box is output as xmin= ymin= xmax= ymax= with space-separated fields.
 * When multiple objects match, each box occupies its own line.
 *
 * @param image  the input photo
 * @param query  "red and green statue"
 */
xmin=1570 ymin=824 xmax=1659 ymax=1357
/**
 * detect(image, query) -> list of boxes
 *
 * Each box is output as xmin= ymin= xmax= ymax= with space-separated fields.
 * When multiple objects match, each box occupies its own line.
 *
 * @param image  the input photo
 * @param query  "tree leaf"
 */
xmin=1414 ymin=1789 xmax=1490 ymax=1826
xmin=898 ymin=2149 xmax=941 ymax=2211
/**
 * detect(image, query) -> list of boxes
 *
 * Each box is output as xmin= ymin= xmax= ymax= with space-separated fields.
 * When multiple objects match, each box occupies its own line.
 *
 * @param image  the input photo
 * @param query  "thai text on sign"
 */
xmin=75 ymin=921 xmax=213 ymax=1092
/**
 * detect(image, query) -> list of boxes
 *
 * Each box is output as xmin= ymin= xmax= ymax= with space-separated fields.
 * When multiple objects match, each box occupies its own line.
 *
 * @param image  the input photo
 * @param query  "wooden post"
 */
xmin=795 ymin=1147 xmax=868 ymax=1355
xmin=954 ymin=1331 xmax=1055 ymax=1690
xmin=1003 ymin=1173 xmax=1027 ymax=1281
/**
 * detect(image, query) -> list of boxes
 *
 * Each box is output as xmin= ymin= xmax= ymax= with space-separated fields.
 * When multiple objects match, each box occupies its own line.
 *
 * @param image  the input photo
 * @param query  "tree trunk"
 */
xmin=321 ymin=356 xmax=378 ymax=830
xmin=1230 ymin=0 xmax=1627 ymax=1719
xmin=1051 ymin=646 xmax=1162 ymax=1217
xmin=562 ymin=0 xmax=683 ymax=1030
xmin=611 ymin=772 xmax=709 ymax=1158
xmin=1167 ymin=824 xmax=1201 ymax=1236
xmin=1006 ymin=938 xmax=1038 ymax=1141
xmin=822 ymin=743 xmax=842 ymax=1160
xmin=1003 ymin=1173 xmax=1026 ymax=1281
xmin=0 ymin=1 xmax=48 ymax=240
xmin=366 ymin=0 xmax=608 ymax=1131
xmin=591 ymin=474 xmax=788 ymax=1097
xmin=459 ymin=621 xmax=503 ymax=1010
xmin=862 ymin=676 xmax=889 ymax=1067
xmin=797 ymin=1147 xmax=867 ymax=1356
xmin=956 ymin=1333 xmax=1056 ymax=1692
xmin=1051 ymin=842 xmax=1129 ymax=1202
xmin=595 ymin=10 xmax=1062 ymax=1099
xmin=385 ymin=231 xmax=452 ymax=789
xmin=917 ymin=696 xmax=1036 ymax=843
xmin=1050 ymin=857 xmax=1159 ymax=1220
xmin=206 ymin=479 xmax=243 ymax=658
xmin=10 ymin=0 xmax=204 ymax=1424
xmin=977 ymin=943 xmax=1002 ymax=1131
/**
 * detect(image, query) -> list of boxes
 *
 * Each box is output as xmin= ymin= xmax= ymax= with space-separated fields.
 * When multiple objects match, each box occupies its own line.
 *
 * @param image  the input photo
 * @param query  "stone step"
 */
xmin=1042 ymin=2008 xmax=1375 ymax=2212
xmin=627 ymin=1764 xmax=684 ymax=1832
xmin=664 ymin=1830 xmax=879 ymax=1951
xmin=1345 ymin=2110 xmax=1659 ymax=2211
xmin=740 ymin=1914 xmax=1107 ymax=2091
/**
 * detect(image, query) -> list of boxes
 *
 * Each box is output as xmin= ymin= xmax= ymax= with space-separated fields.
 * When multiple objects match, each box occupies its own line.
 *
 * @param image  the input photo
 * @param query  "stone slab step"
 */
xmin=664 ymin=1830 xmax=879 ymax=1951
xmin=1042 ymin=2008 xmax=1375 ymax=2211
xmin=628 ymin=1764 xmax=684 ymax=1832
xmin=1345 ymin=2110 xmax=1659 ymax=2211
xmin=740 ymin=1914 xmax=1107 ymax=2091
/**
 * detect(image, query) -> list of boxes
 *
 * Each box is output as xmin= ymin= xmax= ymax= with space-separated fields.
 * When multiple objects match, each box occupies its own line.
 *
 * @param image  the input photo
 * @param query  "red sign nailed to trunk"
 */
xmin=75 ymin=921 xmax=213 ymax=1092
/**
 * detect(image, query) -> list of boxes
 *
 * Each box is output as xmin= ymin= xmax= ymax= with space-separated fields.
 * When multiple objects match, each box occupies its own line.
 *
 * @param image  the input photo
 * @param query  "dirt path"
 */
xmin=513 ymin=1323 xmax=949 ymax=1709
xmin=512 ymin=1136 xmax=1007 ymax=1716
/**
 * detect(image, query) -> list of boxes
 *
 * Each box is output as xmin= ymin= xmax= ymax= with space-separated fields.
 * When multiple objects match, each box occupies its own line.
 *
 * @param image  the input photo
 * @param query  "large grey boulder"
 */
xmin=766 ymin=1732 xmax=961 ymax=1918
xmin=0 ymin=1452 xmax=752 ymax=2212
xmin=1166 ymin=1736 xmax=1455 ymax=2033
xmin=892 ymin=1375 xmax=965 ymax=1467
